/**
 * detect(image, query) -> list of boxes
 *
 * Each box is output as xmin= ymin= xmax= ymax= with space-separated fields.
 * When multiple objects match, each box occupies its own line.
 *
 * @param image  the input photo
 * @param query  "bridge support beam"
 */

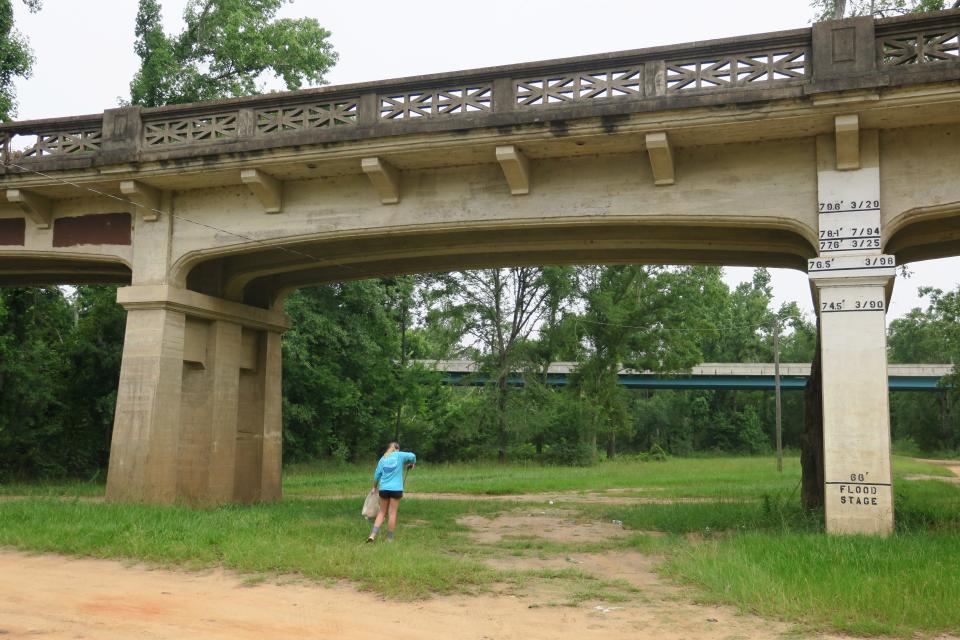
xmin=105 ymin=285 xmax=289 ymax=506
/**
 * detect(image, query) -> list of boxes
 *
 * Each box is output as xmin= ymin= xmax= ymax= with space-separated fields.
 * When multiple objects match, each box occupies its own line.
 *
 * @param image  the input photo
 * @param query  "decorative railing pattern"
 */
xmin=878 ymin=29 xmax=960 ymax=65
xmin=379 ymin=85 xmax=492 ymax=119
xmin=1 ymin=11 xmax=958 ymax=164
xmin=515 ymin=67 xmax=642 ymax=106
xmin=20 ymin=129 xmax=102 ymax=157
xmin=144 ymin=113 xmax=239 ymax=147
xmin=256 ymin=101 xmax=357 ymax=133
xmin=665 ymin=49 xmax=807 ymax=92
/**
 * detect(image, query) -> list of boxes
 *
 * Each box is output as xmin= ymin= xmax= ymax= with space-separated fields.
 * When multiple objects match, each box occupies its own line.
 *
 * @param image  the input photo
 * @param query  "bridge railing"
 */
xmin=1 ymin=10 xmax=958 ymax=172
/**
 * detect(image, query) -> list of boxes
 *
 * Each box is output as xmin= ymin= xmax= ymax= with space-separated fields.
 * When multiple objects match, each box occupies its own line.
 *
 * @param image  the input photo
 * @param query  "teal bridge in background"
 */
xmin=422 ymin=362 xmax=953 ymax=392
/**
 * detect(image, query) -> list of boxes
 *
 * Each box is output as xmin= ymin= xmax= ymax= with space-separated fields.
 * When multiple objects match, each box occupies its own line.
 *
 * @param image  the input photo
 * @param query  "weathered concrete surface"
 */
xmin=0 ymin=12 xmax=957 ymax=524
xmin=813 ymin=276 xmax=895 ymax=535
xmin=106 ymin=286 xmax=288 ymax=506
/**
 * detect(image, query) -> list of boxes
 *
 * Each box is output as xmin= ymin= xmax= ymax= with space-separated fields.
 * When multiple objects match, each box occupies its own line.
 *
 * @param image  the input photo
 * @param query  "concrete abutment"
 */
xmin=105 ymin=285 xmax=288 ymax=506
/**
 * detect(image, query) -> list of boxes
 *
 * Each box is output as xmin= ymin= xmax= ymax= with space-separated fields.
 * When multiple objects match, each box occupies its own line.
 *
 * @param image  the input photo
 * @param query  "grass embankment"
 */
xmin=665 ymin=529 xmax=960 ymax=637
xmin=1 ymin=455 xmax=958 ymax=636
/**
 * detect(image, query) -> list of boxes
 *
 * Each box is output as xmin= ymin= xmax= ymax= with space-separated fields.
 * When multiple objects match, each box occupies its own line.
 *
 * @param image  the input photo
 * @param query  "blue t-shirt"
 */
xmin=374 ymin=451 xmax=416 ymax=491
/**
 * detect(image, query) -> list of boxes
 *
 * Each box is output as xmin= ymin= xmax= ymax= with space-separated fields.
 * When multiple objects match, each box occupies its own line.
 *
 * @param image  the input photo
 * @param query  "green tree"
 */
xmin=433 ymin=268 xmax=569 ymax=462
xmin=811 ymin=0 xmax=953 ymax=20
xmin=574 ymin=265 xmax=722 ymax=459
xmin=282 ymin=281 xmax=400 ymax=462
xmin=700 ymin=268 xmax=777 ymax=363
xmin=0 ymin=0 xmax=40 ymax=121
xmin=887 ymin=285 xmax=960 ymax=451
xmin=130 ymin=0 xmax=337 ymax=107
xmin=0 ymin=287 xmax=72 ymax=478
xmin=61 ymin=286 xmax=128 ymax=474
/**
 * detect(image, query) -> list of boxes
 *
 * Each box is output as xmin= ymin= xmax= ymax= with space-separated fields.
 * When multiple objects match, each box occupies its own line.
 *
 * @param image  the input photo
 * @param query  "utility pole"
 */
xmin=774 ymin=319 xmax=783 ymax=473
xmin=394 ymin=291 xmax=408 ymax=443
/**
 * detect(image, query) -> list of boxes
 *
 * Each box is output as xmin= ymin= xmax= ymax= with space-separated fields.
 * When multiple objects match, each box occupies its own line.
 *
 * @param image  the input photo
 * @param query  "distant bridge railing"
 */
xmin=420 ymin=361 xmax=954 ymax=391
xmin=1 ymin=10 xmax=958 ymax=171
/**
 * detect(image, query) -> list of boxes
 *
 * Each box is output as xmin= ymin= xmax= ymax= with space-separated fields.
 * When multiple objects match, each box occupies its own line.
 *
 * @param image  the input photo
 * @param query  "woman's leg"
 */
xmin=386 ymin=497 xmax=401 ymax=539
xmin=368 ymin=496 xmax=390 ymax=540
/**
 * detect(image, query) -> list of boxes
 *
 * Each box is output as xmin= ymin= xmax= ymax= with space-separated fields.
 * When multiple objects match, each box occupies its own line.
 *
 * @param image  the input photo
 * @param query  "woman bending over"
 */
xmin=367 ymin=442 xmax=416 ymax=542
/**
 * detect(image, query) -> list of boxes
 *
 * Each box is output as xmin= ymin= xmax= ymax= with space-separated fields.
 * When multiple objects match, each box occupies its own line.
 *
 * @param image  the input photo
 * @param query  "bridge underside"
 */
xmin=185 ymin=221 xmax=813 ymax=307
xmin=0 ymin=256 xmax=131 ymax=286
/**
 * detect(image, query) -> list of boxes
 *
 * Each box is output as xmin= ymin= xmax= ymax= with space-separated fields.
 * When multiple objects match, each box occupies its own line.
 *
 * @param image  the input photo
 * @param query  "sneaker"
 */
xmin=366 ymin=536 xmax=375 ymax=543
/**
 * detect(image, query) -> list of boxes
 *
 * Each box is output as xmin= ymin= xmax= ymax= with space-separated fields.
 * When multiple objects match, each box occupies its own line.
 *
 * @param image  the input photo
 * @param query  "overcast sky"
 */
xmin=11 ymin=0 xmax=960 ymax=322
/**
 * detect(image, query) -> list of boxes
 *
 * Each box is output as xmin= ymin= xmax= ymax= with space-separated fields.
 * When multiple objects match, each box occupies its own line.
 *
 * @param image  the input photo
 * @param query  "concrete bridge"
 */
xmin=427 ymin=361 xmax=954 ymax=391
xmin=1 ymin=10 xmax=959 ymax=534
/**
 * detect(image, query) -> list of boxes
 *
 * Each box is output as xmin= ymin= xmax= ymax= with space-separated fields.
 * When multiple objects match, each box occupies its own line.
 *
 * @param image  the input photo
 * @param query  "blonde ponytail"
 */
xmin=382 ymin=441 xmax=400 ymax=458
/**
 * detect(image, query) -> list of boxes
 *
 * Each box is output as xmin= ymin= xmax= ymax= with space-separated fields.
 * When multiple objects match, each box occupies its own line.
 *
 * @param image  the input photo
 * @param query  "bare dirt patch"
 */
xmin=903 ymin=473 xmax=960 ymax=484
xmin=0 ymin=549 xmax=856 ymax=640
xmin=485 ymin=550 xmax=663 ymax=590
xmin=458 ymin=510 xmax=634 ymax=544
xmin=456 ymin=512 xmax=859 ymax=640
xmin=906 ymin=458 xmax=960 ymax=484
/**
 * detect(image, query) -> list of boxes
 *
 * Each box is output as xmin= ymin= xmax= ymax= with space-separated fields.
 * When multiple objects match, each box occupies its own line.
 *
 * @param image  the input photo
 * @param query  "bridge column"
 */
xmin=811 ymin=274 xmax=895 ymax=535
xmin=105 ymin=285 xmax=289 ymax=506
xmin=809 ymin=126 xmax=896 ymax=535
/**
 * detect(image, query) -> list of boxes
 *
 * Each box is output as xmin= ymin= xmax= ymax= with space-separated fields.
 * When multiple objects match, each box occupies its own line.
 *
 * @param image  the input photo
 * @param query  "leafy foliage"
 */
xmin=887 ymin=285 xmax=960 ymax=452
xmin=0 ymin=286 xmax=123 ymax=478
xmin=0 ymin=0 xmax=40 ymax=121
xmin=811 ymin=0 xmax=952 ymax=21
xmin=130 ymin=0 xmax=337 ymax=107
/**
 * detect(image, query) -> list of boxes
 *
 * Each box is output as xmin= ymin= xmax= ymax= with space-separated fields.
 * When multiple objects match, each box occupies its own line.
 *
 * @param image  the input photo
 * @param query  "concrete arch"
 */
xmin=175 ymin=214 xmax=817 ymax=308
xmin=0 ymin=250 xmax=131 ymax=286
xmin=884 ymin=202 xmax=960 ymax=264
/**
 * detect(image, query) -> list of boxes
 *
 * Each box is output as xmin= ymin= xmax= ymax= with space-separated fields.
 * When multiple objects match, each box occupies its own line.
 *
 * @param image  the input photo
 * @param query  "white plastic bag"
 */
xmin=362 ymin=490 xmax=380 ymax=520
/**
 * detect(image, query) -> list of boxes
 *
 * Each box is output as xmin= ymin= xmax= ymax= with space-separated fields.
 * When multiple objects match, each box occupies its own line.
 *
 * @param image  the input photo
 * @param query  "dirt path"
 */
xmin=1 ymin=506 xmax=860 ymax=640
xmin=0 ymin=547 xmax=851 ymax=640
xmin=905 ymin=458 xmax=960 ymax=484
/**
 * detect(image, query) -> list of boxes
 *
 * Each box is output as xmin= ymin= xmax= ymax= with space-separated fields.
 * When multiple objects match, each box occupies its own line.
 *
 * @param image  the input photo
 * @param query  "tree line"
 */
xmin=2 ymin=266 xmax=957 ymax=478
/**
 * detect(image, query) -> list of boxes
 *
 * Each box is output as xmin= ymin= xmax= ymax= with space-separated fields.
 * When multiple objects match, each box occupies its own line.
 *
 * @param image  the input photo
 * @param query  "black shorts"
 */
xmin=379 ymin=490 xmax=403 ymax=500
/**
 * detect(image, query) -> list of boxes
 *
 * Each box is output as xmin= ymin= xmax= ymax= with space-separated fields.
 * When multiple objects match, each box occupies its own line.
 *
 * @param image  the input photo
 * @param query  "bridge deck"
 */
xmin=1 ymin=10 xmax=958 ymax=174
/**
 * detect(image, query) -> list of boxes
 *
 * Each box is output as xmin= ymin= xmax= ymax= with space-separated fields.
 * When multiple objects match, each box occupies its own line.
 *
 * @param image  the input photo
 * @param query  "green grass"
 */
xmin=502 ymin=567 xmax=641 ymax=607
xmin=492 ymin=531 xmax=673 ymax=556
xmin=656 ymin=478 xmax=960 ymax=637
xmin=286 ymin=454 xmax=954 ymax=499
xmin=891 ymin=456 xmax=955 ymax=478
xmin=1 ymin=454 xmax=958 ymax=636
xmin=2 ymin=454 xmax=949 ymax=499
xmin=0 ymin=478 xmax=105 ymax=497
xmin=285 ymin=455 xmax=807 ymax=498
xmin=0 ymin=497 xmax=502 ymax=598
xmin=664 ymin=531 xmax=960 ymax=636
